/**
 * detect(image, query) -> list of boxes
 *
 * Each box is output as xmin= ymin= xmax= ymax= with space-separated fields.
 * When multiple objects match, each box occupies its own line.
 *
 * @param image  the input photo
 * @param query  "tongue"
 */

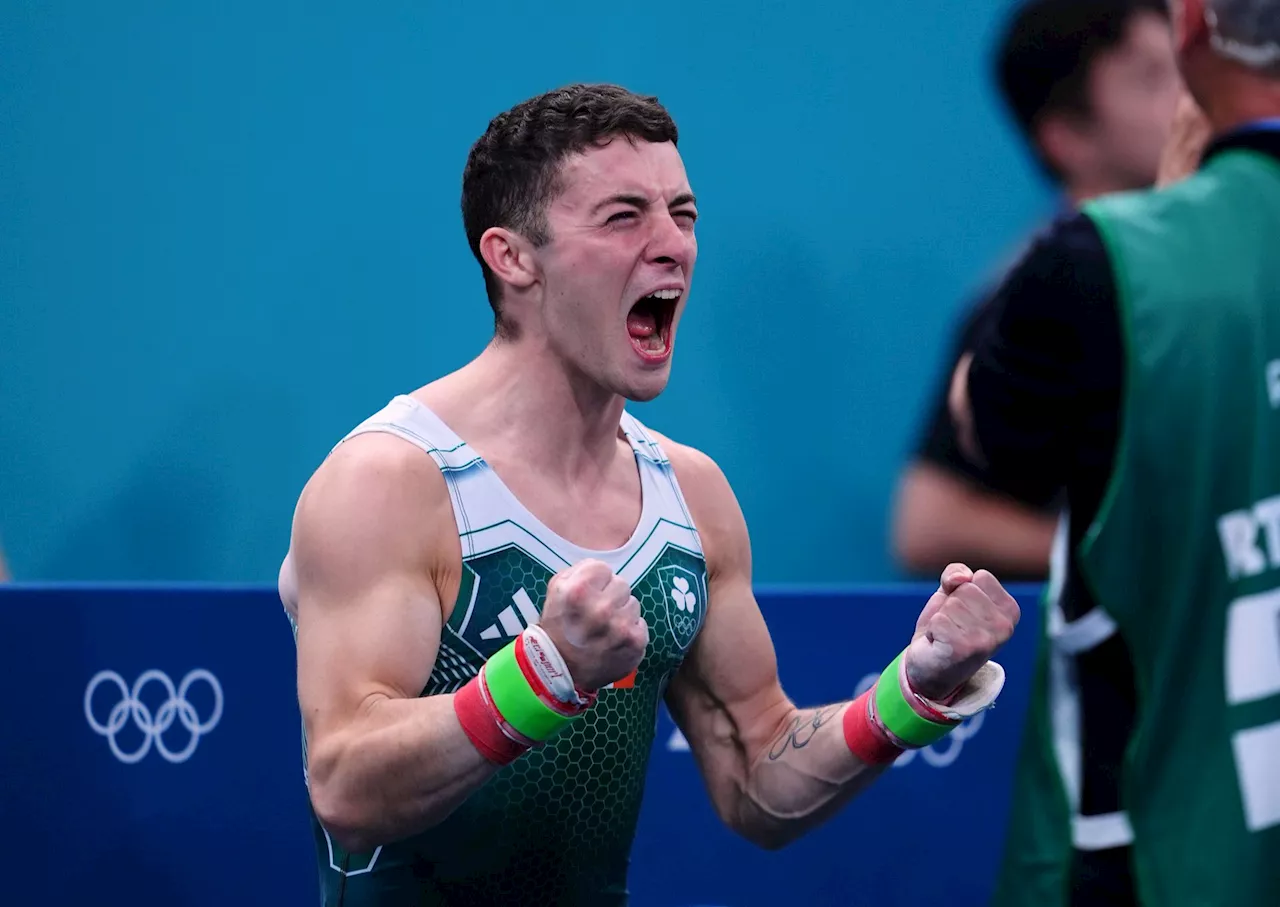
xmin=627 ymin=308 xmax=658 ymax=339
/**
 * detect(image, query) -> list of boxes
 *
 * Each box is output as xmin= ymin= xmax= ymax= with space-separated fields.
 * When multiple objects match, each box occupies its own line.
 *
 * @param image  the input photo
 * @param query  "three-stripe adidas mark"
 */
xmin=475 ymin=586 xmax=639 ymax=690
xmin=479 ymin=588 xmax=541 ymax=640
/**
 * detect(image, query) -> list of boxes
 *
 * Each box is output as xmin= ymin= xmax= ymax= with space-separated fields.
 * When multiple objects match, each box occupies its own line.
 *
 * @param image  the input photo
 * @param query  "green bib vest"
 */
xmin=994 ymin=149 xmax=1280 ymax=905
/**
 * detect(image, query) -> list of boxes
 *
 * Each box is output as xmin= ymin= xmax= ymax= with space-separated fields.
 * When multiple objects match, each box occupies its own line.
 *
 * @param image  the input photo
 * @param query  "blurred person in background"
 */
xmin=951 ymin=0 xmax=1280 ymax=902
xmin=892 ymin=0 xmax=1179 ymax=580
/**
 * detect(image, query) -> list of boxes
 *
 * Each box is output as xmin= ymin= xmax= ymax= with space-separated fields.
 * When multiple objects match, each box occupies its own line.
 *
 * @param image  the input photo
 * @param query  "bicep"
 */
xmin=295 ymin=570 xmax=442 ymax=745
xmin=665 ymin=571 xmax=789 ymax=767
xmin=290 ymin=438 xmax=449 ymax=744
xmin=660 ymin=442 xmax=790 ymax=776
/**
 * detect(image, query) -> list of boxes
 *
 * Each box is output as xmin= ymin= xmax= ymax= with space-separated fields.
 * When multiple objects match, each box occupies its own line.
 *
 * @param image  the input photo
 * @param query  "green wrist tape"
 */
xmin=483 ymin=641 xmax=577 ymax=742
xmin=873 ymin=651 xmax=958 ymax=748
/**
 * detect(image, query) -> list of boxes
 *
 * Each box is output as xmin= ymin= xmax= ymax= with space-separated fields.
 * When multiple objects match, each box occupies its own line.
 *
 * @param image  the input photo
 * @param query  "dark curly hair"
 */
xmin=461 ymin=84 xmax=679 ymax=336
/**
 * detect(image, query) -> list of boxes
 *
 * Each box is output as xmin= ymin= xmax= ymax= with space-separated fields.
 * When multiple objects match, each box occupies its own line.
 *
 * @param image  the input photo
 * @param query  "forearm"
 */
xmin=730 ymin=651 xmax=1005 ymax=849
xmin=733 ymin=702 xmax=888 ymax=850
xmin=307 ymin=693 xmax=499 ymax=851
xmin=308 ymin=623 xmax=599 ymax=851
xmin=895 ymin=465 xmax=1054 ymax=579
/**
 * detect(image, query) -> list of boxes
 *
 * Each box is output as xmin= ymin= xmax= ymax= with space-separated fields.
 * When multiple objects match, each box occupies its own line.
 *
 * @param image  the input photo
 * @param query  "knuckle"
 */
xmin=971 ymin=569 xmax=995 ymax=591
xmin=570 ymin=560 xmax=604 ymax=587
xmin=610 ymin=582 xmax=635 ymax=608
xmin=559 ymin=572 xmax=588 ymax=599
xmin=587 ymin=559 xmax=614 ymax=581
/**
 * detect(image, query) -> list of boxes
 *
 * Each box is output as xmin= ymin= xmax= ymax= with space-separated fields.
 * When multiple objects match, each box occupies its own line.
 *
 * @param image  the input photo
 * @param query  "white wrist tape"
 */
xmin=521 ymin=625 xmax=591 ymax=706
xmin=923 ymin=661 xmax=1006 ymax=721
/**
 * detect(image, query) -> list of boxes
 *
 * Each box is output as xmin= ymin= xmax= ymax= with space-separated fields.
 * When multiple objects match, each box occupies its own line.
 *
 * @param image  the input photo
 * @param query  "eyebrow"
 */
xmin=591 ymin=192 xmax=698 ymax=216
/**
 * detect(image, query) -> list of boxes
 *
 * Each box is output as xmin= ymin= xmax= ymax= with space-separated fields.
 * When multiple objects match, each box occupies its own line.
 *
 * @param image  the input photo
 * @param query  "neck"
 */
xmin=439 ymin=339 xmax=627 ymax=483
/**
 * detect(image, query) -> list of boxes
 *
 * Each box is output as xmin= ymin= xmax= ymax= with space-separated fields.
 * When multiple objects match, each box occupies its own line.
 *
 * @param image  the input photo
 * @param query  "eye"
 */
xmin=607 ymin=210 xmax=639 ymax=224
xmin=673 ymin=209 xmax=698 ymax=224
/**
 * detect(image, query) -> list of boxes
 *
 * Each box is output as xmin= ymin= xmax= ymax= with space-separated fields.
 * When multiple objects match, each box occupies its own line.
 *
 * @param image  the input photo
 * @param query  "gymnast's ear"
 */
xmin=479 ymin=226 xmax=539 ymax=295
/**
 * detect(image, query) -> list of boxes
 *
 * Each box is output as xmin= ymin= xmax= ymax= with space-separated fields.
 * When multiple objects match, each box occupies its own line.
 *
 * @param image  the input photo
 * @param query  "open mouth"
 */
xmin=626 ymin=288 xmax=680 ymax=362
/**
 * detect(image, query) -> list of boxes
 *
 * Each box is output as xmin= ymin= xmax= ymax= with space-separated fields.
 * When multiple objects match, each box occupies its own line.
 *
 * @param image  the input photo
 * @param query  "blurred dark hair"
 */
xmin=461 ymin=83 xmax=679 ymax=337
xmin=994 ymin=0 xmax=1169 ymax=182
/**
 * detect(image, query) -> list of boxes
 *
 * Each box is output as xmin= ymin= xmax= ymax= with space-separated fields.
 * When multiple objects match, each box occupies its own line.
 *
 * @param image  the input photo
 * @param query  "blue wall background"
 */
xmin=0 ymin=1 xmax=1054 ymax=583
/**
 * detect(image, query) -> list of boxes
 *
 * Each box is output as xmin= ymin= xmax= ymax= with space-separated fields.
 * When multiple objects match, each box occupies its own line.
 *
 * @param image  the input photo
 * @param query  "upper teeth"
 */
xmin=650 ymin=289 xmax=681 ymax=300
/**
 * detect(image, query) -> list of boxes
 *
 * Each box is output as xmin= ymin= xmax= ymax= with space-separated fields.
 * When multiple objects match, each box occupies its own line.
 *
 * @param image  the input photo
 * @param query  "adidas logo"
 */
xmin=479 ymin=588 xmax=541 ymax=640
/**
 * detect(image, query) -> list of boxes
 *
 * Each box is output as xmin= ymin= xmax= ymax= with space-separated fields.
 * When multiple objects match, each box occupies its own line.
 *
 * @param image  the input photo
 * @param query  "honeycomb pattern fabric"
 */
xmin=315 ymin=540 xmax=708 ymax=906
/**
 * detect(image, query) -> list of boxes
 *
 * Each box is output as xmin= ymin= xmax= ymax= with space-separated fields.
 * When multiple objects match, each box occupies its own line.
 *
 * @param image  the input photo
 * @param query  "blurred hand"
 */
xmin=1157 ymin=91 xmax=1213 ymax=188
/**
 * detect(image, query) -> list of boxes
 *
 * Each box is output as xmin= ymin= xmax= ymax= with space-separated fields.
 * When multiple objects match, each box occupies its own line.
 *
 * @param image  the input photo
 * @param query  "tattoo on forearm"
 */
xmin=767 ymin=705 xmax=844 ymax=761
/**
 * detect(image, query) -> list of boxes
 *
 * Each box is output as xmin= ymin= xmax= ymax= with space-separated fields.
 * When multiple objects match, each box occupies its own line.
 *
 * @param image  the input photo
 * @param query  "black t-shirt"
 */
xmin=966 ymin=212 xmax=1122 ymax=552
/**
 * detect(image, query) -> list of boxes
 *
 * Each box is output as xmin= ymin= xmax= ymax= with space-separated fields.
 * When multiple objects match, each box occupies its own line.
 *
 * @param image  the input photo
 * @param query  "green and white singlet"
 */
xmin=290 ymin=395 xmax=709 ymax=906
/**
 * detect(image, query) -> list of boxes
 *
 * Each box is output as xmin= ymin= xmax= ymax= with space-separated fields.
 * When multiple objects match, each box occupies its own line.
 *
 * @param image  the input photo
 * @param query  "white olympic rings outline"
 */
xmin=853 ymin=672 xmax=984 ymax=769
xmin=84 ymin=669 xmax=224 ymax=764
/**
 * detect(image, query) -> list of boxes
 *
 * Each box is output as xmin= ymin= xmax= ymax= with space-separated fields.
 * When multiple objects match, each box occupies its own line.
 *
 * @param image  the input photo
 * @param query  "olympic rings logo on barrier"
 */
xmin=853 ymin=672 xmax=984 ymax=769
xmin=84 ymin=669 xmax=224 ymax=764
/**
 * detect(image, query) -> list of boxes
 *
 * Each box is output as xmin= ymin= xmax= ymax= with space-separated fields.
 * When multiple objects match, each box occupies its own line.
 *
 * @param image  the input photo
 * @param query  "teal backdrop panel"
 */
xmin=0 ymin=1 xmax=1053 ymax=582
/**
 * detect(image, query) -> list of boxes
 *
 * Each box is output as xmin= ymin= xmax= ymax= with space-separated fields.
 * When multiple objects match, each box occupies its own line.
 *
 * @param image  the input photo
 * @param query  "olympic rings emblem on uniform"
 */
xmin=84 ymin=669 xmax=224 ymax=764
xmin=854 ymin=671 xmax=984 ymax=769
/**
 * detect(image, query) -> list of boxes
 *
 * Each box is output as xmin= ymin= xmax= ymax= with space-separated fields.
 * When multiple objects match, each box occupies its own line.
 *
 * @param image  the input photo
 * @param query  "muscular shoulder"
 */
xmin=289 ymin=433 xmax=458 ymax=599
xmin=648 ymin=431 xmax=751 ymax=582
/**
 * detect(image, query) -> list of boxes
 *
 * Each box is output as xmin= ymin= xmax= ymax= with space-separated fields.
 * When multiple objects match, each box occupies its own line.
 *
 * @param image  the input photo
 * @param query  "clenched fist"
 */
xmin=537 ymin=559 xmax=649 ymax=692
xmin=905 ymin=564 xmax=1020 ymax=702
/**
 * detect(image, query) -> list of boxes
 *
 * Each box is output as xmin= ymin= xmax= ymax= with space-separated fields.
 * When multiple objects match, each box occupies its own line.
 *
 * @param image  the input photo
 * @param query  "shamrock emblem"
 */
xmin=670 ymin=575 xmax=697 ymax=613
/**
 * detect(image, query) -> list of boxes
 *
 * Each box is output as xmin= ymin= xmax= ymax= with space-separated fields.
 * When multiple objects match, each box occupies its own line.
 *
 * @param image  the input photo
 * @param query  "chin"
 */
xmin=625 ymin=385 xmax=666 ymax=404
xmin=618 ymin=369 xmax=671 ymax=403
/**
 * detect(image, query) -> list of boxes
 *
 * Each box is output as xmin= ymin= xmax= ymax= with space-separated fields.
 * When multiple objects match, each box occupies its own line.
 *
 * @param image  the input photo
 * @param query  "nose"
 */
xmin=646 ymin=211 xmax=694 ymax=271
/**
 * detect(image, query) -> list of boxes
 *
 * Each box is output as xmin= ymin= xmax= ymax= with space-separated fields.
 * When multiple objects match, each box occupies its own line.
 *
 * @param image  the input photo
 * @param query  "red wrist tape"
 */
xmin=512 ymin=633 xmax=594 ymax=717
xmin=843 ymin=687 xmax=905 ymax=766
xmin=453 ymin=671 xmax=531 ymax=766
xmin=907 ymin=692 xmax=955 ymax=724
